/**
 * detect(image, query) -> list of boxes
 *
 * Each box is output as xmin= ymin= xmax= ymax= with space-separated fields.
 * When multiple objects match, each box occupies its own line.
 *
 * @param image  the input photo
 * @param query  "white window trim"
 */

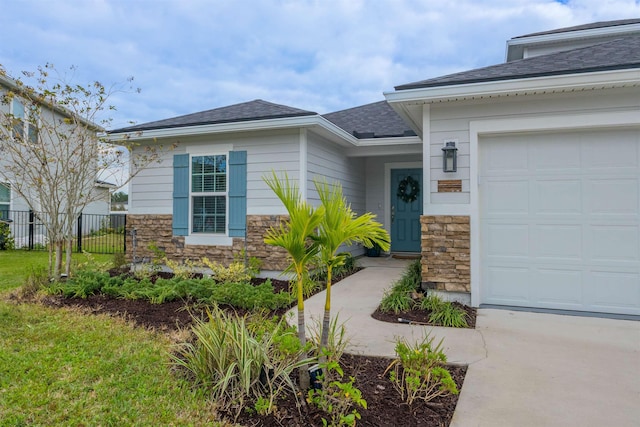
xmin=0 ymin=182 xmax=10 ymax=213
xmin=11 ymin=98 xmax=39 ymax=143
xmin=185 ymin=150 xmax=233 ymax=246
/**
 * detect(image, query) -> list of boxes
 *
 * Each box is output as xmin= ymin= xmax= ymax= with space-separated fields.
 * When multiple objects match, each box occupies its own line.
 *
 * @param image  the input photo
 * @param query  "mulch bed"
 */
xmin=234 ymin=354 xmax=466 ymax=426
xmin=372 ymin=303 xmax=477 ymax=329
xmin=34 ymin=268 xmax=465 ymax=426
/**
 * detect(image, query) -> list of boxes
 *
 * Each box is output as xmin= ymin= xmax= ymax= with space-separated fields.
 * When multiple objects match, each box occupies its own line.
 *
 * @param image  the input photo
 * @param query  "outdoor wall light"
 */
xmin=442 ymin=141 xmax=458 ymax=173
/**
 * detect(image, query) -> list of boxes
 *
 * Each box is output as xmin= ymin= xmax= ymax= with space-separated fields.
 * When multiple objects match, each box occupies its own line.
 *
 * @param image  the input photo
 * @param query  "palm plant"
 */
xmin=263 ymin=172 xmax=324 ymax=390
xmin=314 ymin=179 xmax=390 ymax=362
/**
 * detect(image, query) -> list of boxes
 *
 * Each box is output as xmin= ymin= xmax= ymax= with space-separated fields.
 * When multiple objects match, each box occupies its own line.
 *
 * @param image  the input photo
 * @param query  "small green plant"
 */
xmin=307 ymin=359 xmax=367 ymax=427
xmin=380 ymin=288 xmax=413 ymax=314
xmin=419 ymin=293 xmax=443 ymax=311
xmin=112 ymin=252 xmax=127 ymax=269
xmin=428 ymin=300 xmax=468 ymax=328
xmin=19 ymin=266 xmax=49 ymax=298
xmin=201 ymin=258 xmax=251 ymax=283
xmin=73 ymin=251 xmax=111 ymax=274
xmin=385 ymin=333 xmax=459 ymax=405
xmin=379 ymin=259 xmax=422 ymax=314
xmin=233 ymin=249 xmax=262 ymax=278
xmin=0 ymin=221 xmax=15 ymax=250
xmin=163 ymin=257 xmax=200 ymax=280
xmin=308 ymin=315 xmax=349 ymax=364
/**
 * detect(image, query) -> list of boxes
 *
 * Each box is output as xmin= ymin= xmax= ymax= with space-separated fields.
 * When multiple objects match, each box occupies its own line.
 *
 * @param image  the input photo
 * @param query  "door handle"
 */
xmin=391 ymin=205 xmax=395 ymax=223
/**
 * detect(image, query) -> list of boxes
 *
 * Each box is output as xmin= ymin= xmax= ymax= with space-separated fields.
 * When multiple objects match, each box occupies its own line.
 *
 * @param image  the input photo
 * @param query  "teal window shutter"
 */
xmin=228 ymin=151 xmax=247 ymax=237
xmin=173 ymin=154 xmax=189 ymax=236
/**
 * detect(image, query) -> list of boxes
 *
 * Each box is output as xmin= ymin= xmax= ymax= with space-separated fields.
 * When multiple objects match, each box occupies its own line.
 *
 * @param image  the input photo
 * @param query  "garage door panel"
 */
xmin=483 ymin=138 xmax=528 ymax=173
xmin=484 ymin=266 xmax=531 ymax=303
xmin=534 ymin=179 xmax=582 ymax=214
xmin=589 ymin=225 xmax=639 ymax=263
xmin=485 ymin=223 xmax=529 ymax=258
xmin=531 ymin=139 xmax=581 ymax=171
xmin=533 ymin=224 xmax=582 ymax=261
xmin=534 ymin=268 xmax=583 ymax=306
xmin=480 ymin=129 xmax=640 ymax=315
xmin=582 ymin=135 xmax=639 ymax=169
xmin=484 ymin=179 xmax=529 ymax=215
xmin=585 ymin=178 xmax=639 ymax=215
xmin=586 ymin=270 xmax=640 ymax=313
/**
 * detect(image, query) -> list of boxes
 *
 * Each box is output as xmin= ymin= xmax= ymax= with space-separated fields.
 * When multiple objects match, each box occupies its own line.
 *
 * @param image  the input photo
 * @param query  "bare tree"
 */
xmin=0 ymin=63 xmax=168 ymax=278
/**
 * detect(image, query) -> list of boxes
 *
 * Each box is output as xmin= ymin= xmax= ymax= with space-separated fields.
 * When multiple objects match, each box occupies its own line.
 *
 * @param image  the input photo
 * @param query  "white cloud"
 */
xmin=1 ymin=0 xmax=638 ymax=128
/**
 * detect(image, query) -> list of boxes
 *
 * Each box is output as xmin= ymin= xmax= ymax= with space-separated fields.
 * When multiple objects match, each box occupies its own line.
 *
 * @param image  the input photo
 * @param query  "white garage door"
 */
xmin=480 ymin=129 xmax=640 ymax=315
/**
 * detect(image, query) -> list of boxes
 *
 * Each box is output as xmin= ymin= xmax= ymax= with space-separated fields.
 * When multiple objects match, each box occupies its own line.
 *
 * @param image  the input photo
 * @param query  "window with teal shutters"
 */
xmin=172 ymin=154 xmax=189 ymax=236
xmin=228 ymin=151 xmax=247 ymax=237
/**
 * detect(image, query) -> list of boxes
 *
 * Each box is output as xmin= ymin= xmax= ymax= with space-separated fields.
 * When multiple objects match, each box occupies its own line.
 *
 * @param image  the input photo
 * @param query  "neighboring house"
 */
xmin=110 ymin=19 xmax=640 ymax=316
xmin=0 ymin=73 xmax=113 ymax=247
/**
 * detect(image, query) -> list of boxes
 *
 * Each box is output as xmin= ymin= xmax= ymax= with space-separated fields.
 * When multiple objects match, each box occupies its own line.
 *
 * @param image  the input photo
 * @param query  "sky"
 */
xmin=1 ymin=0 xmax=639 ymax=131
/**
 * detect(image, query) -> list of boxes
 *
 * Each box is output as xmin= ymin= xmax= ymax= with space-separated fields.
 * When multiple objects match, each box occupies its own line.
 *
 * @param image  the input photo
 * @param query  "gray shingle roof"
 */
xmin=109 ymin=99 xmax=317 ymax=133
xmin=322 ymin=101 xmax=416 ymax=138
xmin=513 ymin=18 xmax=640 ymax=39
xmin=395 ymin=35 xmax=640 ymax=91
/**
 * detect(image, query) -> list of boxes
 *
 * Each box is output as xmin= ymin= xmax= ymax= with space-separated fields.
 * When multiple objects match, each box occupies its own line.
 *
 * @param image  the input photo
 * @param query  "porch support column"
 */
xmin=422 ymin=103 xmax=431 ymax=211
xmin=299 ymin=128 xmax=308 ymax=200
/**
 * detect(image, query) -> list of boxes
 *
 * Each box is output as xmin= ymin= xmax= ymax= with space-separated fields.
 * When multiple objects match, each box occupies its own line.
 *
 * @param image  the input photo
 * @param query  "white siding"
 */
xmin=128 ymin=130 xmax=300 ymax=215
xmin=428 ymin=88 xmax=640 ymax=206
xmin=307 ymin=133 xmax=365 ymax=213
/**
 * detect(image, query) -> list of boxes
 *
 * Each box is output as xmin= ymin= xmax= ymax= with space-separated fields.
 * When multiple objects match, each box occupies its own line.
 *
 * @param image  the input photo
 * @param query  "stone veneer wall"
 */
xmin=420 ymin=216 xmax=470 ymax=293
xmin=125 ymin=214 xmax=290 ymax=271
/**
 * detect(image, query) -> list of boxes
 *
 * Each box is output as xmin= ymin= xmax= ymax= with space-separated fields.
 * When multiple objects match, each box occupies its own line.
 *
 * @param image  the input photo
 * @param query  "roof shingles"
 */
xmin=109 ymin=99 xmax=316 ymax=133
xmin=322 ymin=101 xmax=415 ymax=138
xmin=395 ymin=35 xmax=640 ymax=91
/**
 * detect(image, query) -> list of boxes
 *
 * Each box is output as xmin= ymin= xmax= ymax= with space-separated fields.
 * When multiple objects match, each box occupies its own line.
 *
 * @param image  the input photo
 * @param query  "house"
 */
xmin=0 ymin=72 xmax=114 ymax=247
xmin=110 ymin=19 xmax=640 ymax=316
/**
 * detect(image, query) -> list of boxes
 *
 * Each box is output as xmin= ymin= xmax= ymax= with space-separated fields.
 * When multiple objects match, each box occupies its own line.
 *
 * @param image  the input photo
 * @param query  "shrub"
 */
xmin=207 ymin=280 xmax=293 ymax=310
xmin=172 ymin=307 xmax=309 ymax=420
xmin=112 ymin=252 xmax=127 ymax=269
xmin=386 ymin=333 xmax=459 ymax=405
xmin=163 ymin=257 xmax=200 ymax=280
xmin=0 ymin=221 xmax=15 ymax=250
xmin=233 ymin=249 xmax=262 ymax=278
xmin=201 ymin=258 xmax=251 ymax=283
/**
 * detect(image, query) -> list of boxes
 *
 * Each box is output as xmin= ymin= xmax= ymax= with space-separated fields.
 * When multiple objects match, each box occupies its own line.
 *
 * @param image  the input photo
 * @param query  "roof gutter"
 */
xmin=106 ymin=114 xmax=365 ymax=146
xmin=384 ymin=68 xmax=640 ymax=105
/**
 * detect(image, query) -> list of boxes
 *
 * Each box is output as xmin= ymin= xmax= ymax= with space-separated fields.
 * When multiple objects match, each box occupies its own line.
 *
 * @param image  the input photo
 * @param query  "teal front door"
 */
xmin=391 ymin=168 xmax=422 ymax=252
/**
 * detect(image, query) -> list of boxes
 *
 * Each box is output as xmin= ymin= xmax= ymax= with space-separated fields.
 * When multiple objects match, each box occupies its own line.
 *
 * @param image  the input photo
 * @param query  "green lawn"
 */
xmin=0 ymin=251 xmax=231 ymax=426
xmin=0 ymin=251 xmax=112 ymax=292
xmin=73 ymin=232 xmax=126 ymax=254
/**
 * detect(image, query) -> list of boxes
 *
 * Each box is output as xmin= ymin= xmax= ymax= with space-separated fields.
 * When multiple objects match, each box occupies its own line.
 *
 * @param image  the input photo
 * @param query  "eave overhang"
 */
xmin=384 ymin=68 xmax=640 ymax=135
xmin=106 ymin=114 xmax=421 ymax=149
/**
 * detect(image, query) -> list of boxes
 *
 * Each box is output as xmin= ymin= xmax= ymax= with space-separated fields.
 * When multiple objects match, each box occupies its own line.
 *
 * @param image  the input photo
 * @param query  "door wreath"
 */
xmin=397 ymin=176 xmax=420 ymax=203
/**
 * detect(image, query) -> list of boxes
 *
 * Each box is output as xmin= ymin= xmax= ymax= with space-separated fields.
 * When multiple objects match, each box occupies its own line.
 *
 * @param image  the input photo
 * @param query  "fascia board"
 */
xmin=351 ymin=135 xmax=422 ymax=147
xmin=384 ymin=69 xmax=640 ymax=104
xmin=106 ymin=114 xmax=363 ymax=147
xmin=507 ymin=23 xmax=640 ymax=48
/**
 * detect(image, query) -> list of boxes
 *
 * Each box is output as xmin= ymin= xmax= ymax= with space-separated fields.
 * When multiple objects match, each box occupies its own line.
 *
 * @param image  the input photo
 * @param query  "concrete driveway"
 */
xmin=294 ymin=257 xmax=640 ymax=427
xmin=451 ymin=309 xmax=640 ymax=427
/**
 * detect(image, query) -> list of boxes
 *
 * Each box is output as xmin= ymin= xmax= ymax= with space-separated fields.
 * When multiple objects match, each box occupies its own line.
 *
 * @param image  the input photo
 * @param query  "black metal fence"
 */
xmin=0 ymin=210 xmax=126 ymax=254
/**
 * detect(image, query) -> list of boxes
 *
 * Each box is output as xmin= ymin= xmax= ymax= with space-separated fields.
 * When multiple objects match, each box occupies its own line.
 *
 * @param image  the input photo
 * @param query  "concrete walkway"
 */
xmin=292 ymin=256 xmax=640 ymax=427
